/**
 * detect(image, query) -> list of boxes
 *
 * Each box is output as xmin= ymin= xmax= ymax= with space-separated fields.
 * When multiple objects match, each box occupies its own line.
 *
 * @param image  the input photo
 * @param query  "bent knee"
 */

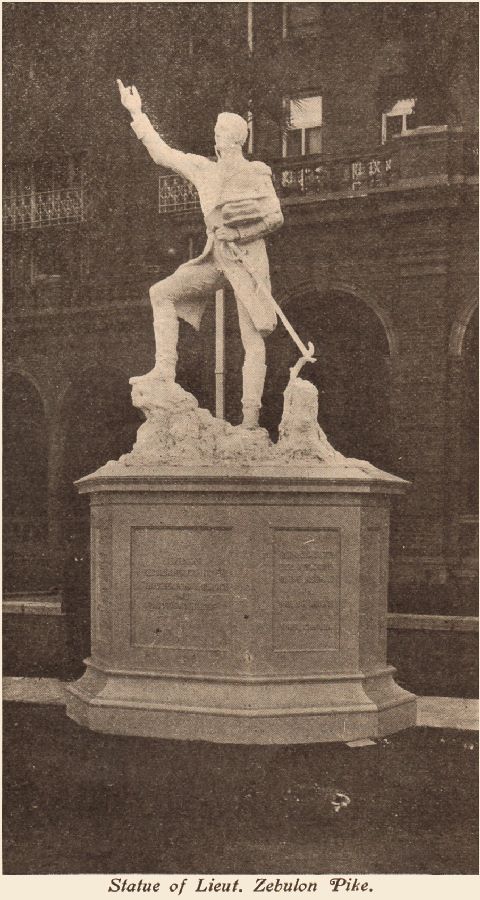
xmin=149 ymin=279 xmax=176 ymax=309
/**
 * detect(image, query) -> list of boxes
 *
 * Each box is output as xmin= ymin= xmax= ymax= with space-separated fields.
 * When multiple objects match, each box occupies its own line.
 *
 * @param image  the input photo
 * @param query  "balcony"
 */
xmin=275 ymin=126 xmax=478 ymax=203
xmin=3 ymin=187 xmax=85 ymax=232
xmin=274 ymin=148 xmax=394 ymax=199
xmin=157 ymin=127 xmax=478 ymax=215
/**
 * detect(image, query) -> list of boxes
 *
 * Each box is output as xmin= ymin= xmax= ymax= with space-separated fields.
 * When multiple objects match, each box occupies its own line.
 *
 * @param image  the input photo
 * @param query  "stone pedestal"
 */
xmin=66 ymin=466 xmax=416 ymax=743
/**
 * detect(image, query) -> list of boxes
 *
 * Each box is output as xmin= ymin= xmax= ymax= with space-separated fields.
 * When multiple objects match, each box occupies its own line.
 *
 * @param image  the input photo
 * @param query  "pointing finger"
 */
xmin=116 ymin=79 xmax=125 ymax=91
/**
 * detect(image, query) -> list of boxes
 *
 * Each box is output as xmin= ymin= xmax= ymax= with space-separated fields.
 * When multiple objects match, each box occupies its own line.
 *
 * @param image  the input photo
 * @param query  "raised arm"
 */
xmin=117 ymin=80 xmax=198 ymax=184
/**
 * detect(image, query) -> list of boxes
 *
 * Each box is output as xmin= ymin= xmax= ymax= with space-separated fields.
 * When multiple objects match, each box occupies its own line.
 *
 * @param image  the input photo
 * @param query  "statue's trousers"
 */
xmin=150 ymin=236 xmax=277 ymax=338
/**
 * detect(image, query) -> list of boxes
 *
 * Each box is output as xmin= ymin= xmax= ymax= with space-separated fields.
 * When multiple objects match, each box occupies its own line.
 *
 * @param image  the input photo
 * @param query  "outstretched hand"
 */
xmin=116 ymin=79 xmax=142 ymax=115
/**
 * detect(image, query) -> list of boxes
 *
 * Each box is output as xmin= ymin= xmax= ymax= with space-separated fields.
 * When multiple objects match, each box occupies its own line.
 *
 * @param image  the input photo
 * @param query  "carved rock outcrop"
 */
xmin=98 ymin=371 xmax=378 ymax=476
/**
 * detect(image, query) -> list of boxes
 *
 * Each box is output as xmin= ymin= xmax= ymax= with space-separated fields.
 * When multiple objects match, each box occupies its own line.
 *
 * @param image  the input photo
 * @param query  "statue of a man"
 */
xmin=117 ymin=80 xmax=284 ymax=428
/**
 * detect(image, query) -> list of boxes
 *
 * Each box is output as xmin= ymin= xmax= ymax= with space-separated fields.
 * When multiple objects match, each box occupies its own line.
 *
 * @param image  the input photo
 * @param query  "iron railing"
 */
xmin=157 ymin=148 xmax=395 ymax=214
xmin=3 ymin=187 xmax=85 ymax=232
xmin=273 ymin=148 xmax=394 ymax=198
xmin=156 ymin=130 xmax=479 ymax=214
xmin=158 ymin=175 xmax=201 ymax=213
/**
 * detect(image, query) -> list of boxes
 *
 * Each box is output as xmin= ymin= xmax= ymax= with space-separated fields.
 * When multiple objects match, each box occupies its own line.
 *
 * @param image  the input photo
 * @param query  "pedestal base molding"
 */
xmin=67 ymin=663 xmax=415 ymax=744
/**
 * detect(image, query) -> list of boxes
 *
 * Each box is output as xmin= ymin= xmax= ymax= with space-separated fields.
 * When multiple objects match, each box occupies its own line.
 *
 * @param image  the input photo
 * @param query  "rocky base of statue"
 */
xmin=97 ymin=371 xmax=381 ymax=475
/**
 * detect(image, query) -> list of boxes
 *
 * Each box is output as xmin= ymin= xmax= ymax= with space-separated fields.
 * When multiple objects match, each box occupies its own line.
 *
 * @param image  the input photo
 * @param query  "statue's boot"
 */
xmin=130 ymin=298 xmax=179 ymax=384
xmin=241 ymin=360 xmax=267 ymax=429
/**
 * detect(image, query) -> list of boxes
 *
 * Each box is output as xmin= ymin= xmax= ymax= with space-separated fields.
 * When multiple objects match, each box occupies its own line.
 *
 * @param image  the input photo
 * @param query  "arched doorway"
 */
xmin=262 ymin=288 xmax=393 ymax=469
xmin=3 ymin=373 xmax=50 ymax=591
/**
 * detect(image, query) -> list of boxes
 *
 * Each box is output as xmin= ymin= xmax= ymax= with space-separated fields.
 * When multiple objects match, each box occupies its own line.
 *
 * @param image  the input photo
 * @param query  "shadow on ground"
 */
xmin=3 ymin=703 xmax=478 ymax=874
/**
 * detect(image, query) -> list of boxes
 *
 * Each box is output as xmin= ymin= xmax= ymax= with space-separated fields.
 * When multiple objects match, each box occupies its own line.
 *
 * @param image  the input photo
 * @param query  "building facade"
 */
xmin=3 ymin=3 xmax=478 ymax=680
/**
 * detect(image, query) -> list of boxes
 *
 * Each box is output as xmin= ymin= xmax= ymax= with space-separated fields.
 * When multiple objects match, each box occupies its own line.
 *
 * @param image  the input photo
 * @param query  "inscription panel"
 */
xmin=272 ymin=528 xmax=341 ymax=651
xmin=131 ymin=526 xmax=232 ymax=651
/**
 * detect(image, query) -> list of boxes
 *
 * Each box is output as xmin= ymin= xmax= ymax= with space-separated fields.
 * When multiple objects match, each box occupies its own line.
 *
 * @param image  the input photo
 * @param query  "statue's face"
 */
xmin=214 ymin=121 xmax=236 ymax=154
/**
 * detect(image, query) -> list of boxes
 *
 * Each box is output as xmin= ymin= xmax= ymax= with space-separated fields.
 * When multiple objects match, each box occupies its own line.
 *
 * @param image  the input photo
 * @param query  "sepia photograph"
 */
xmin=2 ymin=0 xmax=478 ymax=885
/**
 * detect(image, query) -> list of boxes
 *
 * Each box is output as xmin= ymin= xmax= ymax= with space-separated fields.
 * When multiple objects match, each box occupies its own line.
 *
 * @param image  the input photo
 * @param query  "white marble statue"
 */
xmin=110 ymin=81 xmax=378 ymax=475
xmin=117 ymin=80 xmax=284 ymax=429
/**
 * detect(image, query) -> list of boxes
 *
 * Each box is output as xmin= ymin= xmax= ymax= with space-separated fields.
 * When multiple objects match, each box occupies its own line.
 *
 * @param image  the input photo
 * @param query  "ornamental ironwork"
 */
xmin=3 ymin=188 xmax=85 ymax=232
xmin=156 ymin=152 xmax=395 ymax=215
xmin=275 ymin=152 xmax=394 ymax=198
xmin=158 ymin=175 xmax=200 ymax=213
xmin=152 ymin=131 xmax=478 ymax=216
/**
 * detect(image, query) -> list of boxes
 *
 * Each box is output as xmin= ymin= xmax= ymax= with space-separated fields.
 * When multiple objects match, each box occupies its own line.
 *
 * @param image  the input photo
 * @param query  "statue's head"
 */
xmin=215 ymin=112 xmax=249 ymax=154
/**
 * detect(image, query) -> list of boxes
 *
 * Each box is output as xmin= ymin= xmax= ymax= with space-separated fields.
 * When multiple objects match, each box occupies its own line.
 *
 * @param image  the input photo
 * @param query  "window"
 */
xmin=284 ymin=3 xmax=323 ymax=38
xmin=283 ymin=94 xmax=322 ymax=157
xmin=381 ymin=98 xmax=416 ymax=144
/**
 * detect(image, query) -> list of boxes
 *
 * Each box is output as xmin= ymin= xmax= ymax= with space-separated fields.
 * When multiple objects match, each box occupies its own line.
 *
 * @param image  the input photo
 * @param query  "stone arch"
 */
xmin=328 ymin=281 xmax=399 ymax=359
xmin=262 ymin=283 xmax=394 ymax=469
xmin=3 ymin=372 xmax=50 ymax=590
xmin=4 ymin=365 xmax=50 ymax=418
xmin=274 ymin=278 xmax=317 ymax=310
xmin=444 ymin=303 xmax=478 ymax=591
xmin=448 ymin=296 xmax=479 ymax=357
xmin=276 ymin=279 xmax=399 ymax=359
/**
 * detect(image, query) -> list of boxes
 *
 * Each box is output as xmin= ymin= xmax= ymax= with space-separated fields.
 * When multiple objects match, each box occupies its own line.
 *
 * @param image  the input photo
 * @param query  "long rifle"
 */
xmin=226 ymin=242 xmax=317 ymax=371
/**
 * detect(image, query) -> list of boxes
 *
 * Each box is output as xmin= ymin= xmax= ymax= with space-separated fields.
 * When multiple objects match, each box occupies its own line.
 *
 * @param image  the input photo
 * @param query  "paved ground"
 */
xmin=3 ymin=692 xmax=478 ymax=875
